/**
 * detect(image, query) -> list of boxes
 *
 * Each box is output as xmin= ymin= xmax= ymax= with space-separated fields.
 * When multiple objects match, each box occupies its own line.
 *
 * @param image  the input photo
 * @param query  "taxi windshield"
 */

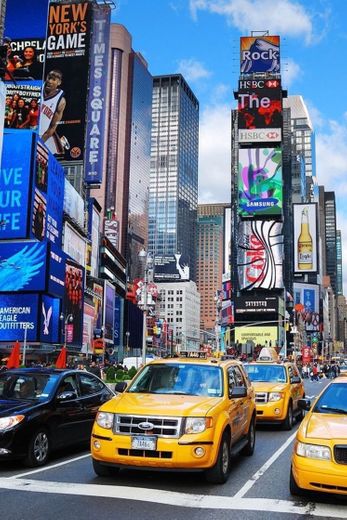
xmin=127 ymin=363 xmax=223 ymax=397
xmin=244 ymin=364 xmax=286 ymax=383
xmin=313 ymin=383 xmax=347 ymax=414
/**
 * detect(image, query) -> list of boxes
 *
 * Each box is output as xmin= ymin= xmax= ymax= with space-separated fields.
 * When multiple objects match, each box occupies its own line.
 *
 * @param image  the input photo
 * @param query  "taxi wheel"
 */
xmin=289 ymin=467 xmax=304 ymax=496
xmin=282 ymin=402 xmax=293 ymax=431
xmin=92 ymin=458 xmax=118 ymax=477
xmin=241 ymin=416 xmax=255 ymax=456
xmin=205 ymin=431 xmax=231 ymax=484
xmin=25 ymin=428 xmax=50 ymax=467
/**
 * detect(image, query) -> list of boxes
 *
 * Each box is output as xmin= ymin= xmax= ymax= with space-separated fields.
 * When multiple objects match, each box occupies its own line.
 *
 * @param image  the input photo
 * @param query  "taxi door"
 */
xmin=288 ymin=364 xmax=304 ymax=412
xmin=227 ymin=366 xmax=244 ymax=443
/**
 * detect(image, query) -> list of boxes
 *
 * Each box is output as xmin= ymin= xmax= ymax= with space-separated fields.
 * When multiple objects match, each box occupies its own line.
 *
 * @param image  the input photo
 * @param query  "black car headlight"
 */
xmin=0 ymin=415 xmax=25 ymax=431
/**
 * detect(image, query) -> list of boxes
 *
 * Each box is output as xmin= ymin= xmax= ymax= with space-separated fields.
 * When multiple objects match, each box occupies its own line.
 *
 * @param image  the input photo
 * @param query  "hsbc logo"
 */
xmin=238 ymin=129 xmax=281 ymax=143
xmin=238 ymin=79 xmax=280 ymax=90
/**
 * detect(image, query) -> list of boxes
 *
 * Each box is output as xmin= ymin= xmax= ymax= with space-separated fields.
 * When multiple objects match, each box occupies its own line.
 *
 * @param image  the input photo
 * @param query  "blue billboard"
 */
xmin=5 ymin=0 xmax=50 ymax=39
xmin=30 ymin=138 xmax=65 ymax=246
xmin=0 ymin=241 xmax=47 ymax=292
xmin=48 ymin=243 xmax=67 ymax=298
xmin=84 ymin=4 xmax=111 ymax=185
xmin=0 ymin=293 xmax=39 ymax=341
xmin=40 ymin=294 xmax=61 ymax=343
xmin=0 ymin=132 xmax=33 ymax=239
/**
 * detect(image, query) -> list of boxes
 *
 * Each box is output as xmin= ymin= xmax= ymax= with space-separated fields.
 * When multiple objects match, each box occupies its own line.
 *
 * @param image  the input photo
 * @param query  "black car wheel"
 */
xmin=241 ymin=416 xmax=255 ymax=456
xmin=25 ymin=429 xmax=50 ymax=467
xmin=92 ymin=458 xmax=118 ymax=477
xmin=205 ymin=431 xmax=231 ymax=484
xmin=282 ymin=402 xmax=293 ymax=431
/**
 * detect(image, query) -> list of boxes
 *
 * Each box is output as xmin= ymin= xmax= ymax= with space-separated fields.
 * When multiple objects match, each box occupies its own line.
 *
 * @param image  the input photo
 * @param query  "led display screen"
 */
xmin=238 ymin=147 xmax=282 ymax=217
xmin=63 ymin=259 xmax=84 ymax=346
xmin=293 ymin=203 xmax=318 ymax=273
xmin=237 ymin=220 xmax=284 ymax=290
xmin=40 ymin=294 xmax=60 ymax=343
xmin=240 ymin=35 xmax=280 ymax=74
xmin=293 ymin=283 xmax=320 ymax=332
xmin=154 ymin=254 xmax=190 ymax=282
xmin=0 ymin=241 xmax=47 ymax=292
xmin=0 ymin=293 xmax=39 ymax=341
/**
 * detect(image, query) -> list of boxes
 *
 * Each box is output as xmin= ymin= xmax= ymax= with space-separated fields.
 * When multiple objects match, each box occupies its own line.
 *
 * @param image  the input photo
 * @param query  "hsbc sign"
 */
xmin=238 ymin=79 xmax=280 ymax=90
xmin=238 ymin=128 xmax=282 ymax=143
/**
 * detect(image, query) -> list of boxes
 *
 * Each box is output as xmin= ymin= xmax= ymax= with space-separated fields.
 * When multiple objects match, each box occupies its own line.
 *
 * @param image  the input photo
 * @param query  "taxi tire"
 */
xmin=25 ymin=428 xmax=50 ymax=467
xmin=92 ymin=458 xmax=118 ymax=477
xmin=205 ymin=431 xmax=231 ymax=484
xmin=241 ymin=416 xmax=255 ymax=456
xmin=282 ymin=401 xmax=293 ymax=431
xmin=289 ymin=467 xmax=304 ymax=496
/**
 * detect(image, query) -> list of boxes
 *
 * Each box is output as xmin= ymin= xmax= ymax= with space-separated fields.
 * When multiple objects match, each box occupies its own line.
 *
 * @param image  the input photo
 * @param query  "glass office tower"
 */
xmin=149 ymin=74 xmax=199 ymax=280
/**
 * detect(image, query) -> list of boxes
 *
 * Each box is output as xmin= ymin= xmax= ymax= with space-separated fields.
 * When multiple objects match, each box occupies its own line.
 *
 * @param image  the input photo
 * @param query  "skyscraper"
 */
xmin=324 ymin=191 xmax=338 ymax=294
xmin=149 ymin=74 xmax=199 ymax=280
xmin=336 ymin=230 xmax=343 ymax=296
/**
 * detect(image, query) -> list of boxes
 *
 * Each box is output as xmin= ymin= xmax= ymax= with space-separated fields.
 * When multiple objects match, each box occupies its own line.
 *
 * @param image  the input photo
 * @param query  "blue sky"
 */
xmin=113 ymin=0 xmax=347 ymax=290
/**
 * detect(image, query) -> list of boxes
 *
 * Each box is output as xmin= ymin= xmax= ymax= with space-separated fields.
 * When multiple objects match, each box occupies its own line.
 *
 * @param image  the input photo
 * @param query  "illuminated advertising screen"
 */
xmin=5 ymin=82 xmax=41 ymax=130
xmin=84 ymin=4 xmax=111 ymax=185
xmin=235 ymin=295 xmax=279 ymax=315
xmin=154 ymin=254 xmax=190 ymax=282
xmin=293 ymin=203 xmax=318 ymax=273
xmin=39 ymin=1 xmax=92 ymax=162
xmin=235 ymin=326 xmax=278 ymax=346
xmin=114 ymin=295 xmax=121 ymax=347
xmin=0 ymin=131 xmax=33 ymax=238
xmin=240 ymin=35 xmax=280 ymax=74
xmin=40 ymin=294 xmax=60 ymax=343
xmin=238 ymin=87 xmax=282 ymax=130
xmin=238 ymin=147 xmax=282 ymax=217
xmin=0 ymin=293 xmax=39 ymax=341
xmin=293 ymin=283 xmax=320 ymax=332
xmin=63 ymin=222 xmax=87 ymax=267
xmin=82 ymin=303 xmax=94 ymax=354
xmin=0 ymin=241 xmax=47 ymax=292
xmin=48 ymin=243 xmax=67 ymax=298
xmin=237 ymin=220 xmax=284 ymax=290
xmin=103 ymin=281 xmax=115 ymax=343
xmin=224 ymin=207 xmax=231 ymax=274
xmin=63 ymin=259 xmax=84 ymax=346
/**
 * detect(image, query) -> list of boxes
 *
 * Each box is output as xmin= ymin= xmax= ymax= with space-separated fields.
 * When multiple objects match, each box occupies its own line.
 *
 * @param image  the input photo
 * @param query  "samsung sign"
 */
xmin=84 ymin=5 xmax=111 ymax=185
xmin=235 ymin=296 xmax=278 ymax=315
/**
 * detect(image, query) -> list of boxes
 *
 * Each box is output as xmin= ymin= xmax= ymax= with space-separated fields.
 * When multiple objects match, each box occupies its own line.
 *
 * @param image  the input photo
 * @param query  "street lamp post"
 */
xmin=22 ymin=323 xmax=29 ymax=367
xmin=138 ymin=248 xmax=154 ymax=365
xmin=125 ymin=331 xmax=130 ymax=354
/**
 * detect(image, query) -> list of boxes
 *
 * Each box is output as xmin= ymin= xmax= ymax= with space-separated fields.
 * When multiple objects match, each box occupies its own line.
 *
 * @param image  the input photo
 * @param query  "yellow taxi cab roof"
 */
xmin=256 ymin=347 xmax=280 ymax=363
xmin=149 ymin=352 xmax=241 ymax=367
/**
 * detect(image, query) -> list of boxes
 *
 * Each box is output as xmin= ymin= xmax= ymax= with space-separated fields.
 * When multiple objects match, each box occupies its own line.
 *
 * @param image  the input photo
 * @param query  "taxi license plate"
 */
xmin=131 ymin=436 xmax=157 ymax=451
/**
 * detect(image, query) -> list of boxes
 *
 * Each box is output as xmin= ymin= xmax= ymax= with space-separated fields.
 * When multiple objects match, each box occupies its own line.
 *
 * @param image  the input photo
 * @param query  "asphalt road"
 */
xmin=1 ymin=378 xmax=346 ymax=520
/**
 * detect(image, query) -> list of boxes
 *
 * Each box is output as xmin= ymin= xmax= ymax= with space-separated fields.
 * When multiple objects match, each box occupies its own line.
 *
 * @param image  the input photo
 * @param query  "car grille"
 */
xmin=255 ymin=392 xmax=268 ymax=403
xmin=118 ymin=448 xmax=173 ymax=458
xmin=114 ymin=415 xmax=182 ymax=438
xmin=310 ymin=482 xmax=347 ymax=492
xmin=334 ymin=445 xmax=347 ymax=465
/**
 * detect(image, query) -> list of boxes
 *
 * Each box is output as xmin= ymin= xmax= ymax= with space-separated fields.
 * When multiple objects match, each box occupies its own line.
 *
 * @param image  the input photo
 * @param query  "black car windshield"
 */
xmin=128 ymin=363 xmax=223 ymax=397
xmin=0 ymin=373 xmax=59 ymax=400
xmin=244 ymin=364 xmax=287 ymax=383
xmin=313 ymin=383 xmax=347 ymax=414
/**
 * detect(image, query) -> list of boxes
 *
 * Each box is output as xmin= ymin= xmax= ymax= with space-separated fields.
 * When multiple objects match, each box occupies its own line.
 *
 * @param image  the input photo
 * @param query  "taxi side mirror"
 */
xmin=115 ymin=381 xmax=127 ymax=393
xmin=298 ymin=398 xmax=311 ymax=411
xmin=290 ymin=376 xmax=301 ymax=384
xmin=230 ymin=386 xmax=247 ymax=399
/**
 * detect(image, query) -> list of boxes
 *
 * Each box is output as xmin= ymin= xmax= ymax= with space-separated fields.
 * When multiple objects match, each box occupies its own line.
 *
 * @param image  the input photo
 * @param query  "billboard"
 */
xmin=63 ymin=259 xmax=84 ymax=346
xmin=63 ymin=222 xmax=87 ymax=267
xmin=293 ymin=203 xmax=318 ymax=273
xmin=240 ymin=36 xmax=280 ymax=74
xmin=84 ymin=4 xmax=111 ymax=185
xmin=48 ymin=243 xmax=67 ymax=297
xmin=238 ymin=147 xmax=282 ymax=217
xmin=237 ymin=220 xmax=284 ymax=290
xmin=39 ymin=1 xmax=92 ymax=161
xmin=235 ymin=295 xmax=279 ymax=315
xmin=82 ymin=303 xmax=94 ymax=354
xmin=220 ymin=300 xmax=233 ymax=326
xmin=238 ymin=86 xmax=282 ymax=131
xmin=224 ymin=207 xmax=231 ymax=274
xmin=235 ymin=326 xmax=278 ymax=346
xmin=5 ymin=82 xmax=41 ymax=130
xmin=0 ymin=293 xmax=39 ymax=341
xmin=40 ymin=294 xmax=60 ymax=343
xmin=0 ymin=241 xmax=47 ymax=292
xmin=154 ymin=254 xmax=190 ymax=282
xmin=0 ymin=131 xmax=33 ymax=238
xmin=64 ymin=179 xmax=85 ymax=229
xmin=293 ymin=283 xmax=320 ymax=332
xmin=5 ymin=0 xmax=50 ymax=39
xmin=103 ymin=281 xmax=115 ymax=343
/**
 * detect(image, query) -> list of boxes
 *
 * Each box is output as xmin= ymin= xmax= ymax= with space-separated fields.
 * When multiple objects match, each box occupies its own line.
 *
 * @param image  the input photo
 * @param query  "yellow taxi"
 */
xmin=91 ymin=352 xmax=256 ymax=484
xmin=244 ymin=348 xmax=305 ymax=430
xmin=290 ymin=375 xmax=347 ymax=496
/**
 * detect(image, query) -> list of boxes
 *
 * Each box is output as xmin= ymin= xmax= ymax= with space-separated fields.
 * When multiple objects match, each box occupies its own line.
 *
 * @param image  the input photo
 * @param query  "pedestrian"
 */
xmin=87 ymin=361 xmax=101 ymax=379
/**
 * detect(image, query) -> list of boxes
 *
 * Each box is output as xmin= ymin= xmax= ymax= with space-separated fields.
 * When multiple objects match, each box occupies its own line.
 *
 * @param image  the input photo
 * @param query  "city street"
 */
xmin=0 ymin=379 xmax=346 ymax=520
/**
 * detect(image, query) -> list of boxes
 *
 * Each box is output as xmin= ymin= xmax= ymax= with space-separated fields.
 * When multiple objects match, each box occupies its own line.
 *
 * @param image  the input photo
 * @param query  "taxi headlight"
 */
xmin=295 ymin=441 xmax=331 ymax=460
xmin=0 ymin=415 xmax=25 ymax=431
xmin=96 ymin=412 xmax=114 ymax=430
xmin=184 ymin=417 xmax=212 ymax=434
xmin=268 ymin=392 xmax=284 ymax=402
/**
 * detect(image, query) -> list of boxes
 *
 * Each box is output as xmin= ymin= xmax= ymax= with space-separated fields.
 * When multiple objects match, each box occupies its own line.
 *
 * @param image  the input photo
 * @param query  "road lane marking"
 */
xmin=0 ymin=478 xmax=346 ymax=519
xmin=7 ymin=453 xmax=90 ymax=479
xmin=233 ymin=430 xmax=298 ymax=498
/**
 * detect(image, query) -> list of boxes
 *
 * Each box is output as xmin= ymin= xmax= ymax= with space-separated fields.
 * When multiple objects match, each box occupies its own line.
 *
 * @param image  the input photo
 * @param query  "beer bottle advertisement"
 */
xmin=293 ymin=203 xmax=317 ymax=273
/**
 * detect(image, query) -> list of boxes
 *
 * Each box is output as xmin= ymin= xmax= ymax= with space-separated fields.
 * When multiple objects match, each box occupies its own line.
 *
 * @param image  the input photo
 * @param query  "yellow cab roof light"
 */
xmin=257 ymin=347 xmax=280 ymax=363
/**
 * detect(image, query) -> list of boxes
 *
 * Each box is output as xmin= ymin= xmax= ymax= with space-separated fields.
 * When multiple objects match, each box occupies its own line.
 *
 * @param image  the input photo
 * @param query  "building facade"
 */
xmin=149 ymin=74 xmax=199 ymax=281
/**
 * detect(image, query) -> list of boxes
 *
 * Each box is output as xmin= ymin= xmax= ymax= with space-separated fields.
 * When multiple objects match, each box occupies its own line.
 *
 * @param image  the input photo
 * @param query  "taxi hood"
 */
xmin=305 ymin=413 xmax=347 ymax=440
xmin=251 ymin=382 xmax=287 ymax=393
xmin=103 ymin=392 xmax=219 ymax=417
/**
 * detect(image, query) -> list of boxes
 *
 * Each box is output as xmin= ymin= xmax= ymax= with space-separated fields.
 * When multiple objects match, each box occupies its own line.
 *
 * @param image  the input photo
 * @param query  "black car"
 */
xmin=0 ymin=368 xmax=114 ymax=467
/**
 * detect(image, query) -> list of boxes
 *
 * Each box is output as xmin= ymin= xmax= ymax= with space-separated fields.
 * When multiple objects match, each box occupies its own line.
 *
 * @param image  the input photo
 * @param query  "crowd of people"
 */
xmin=5 ymin=95 xmax=39 ymax=129
xmin=299 ymin=361 xmax=341 ymax=381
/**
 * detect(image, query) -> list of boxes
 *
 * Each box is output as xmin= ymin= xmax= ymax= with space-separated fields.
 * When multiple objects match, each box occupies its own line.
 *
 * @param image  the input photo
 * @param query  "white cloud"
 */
xmin=198 ymin=103 xmax=231 ymax=202
xmin=190 ymin=0 xmax=316 ymax=44
xmin=281 ymin=58 xmax=302 ymax=88
xmin=316 ymin=120 xmax=347 ymax=195
xmin=177 ymin=58 xmax=212 ymax=82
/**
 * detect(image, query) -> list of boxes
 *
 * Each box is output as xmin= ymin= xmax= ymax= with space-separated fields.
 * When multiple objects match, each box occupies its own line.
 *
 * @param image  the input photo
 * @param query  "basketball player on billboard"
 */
xmin=39 ymin=69 xmax=69 ymax=156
